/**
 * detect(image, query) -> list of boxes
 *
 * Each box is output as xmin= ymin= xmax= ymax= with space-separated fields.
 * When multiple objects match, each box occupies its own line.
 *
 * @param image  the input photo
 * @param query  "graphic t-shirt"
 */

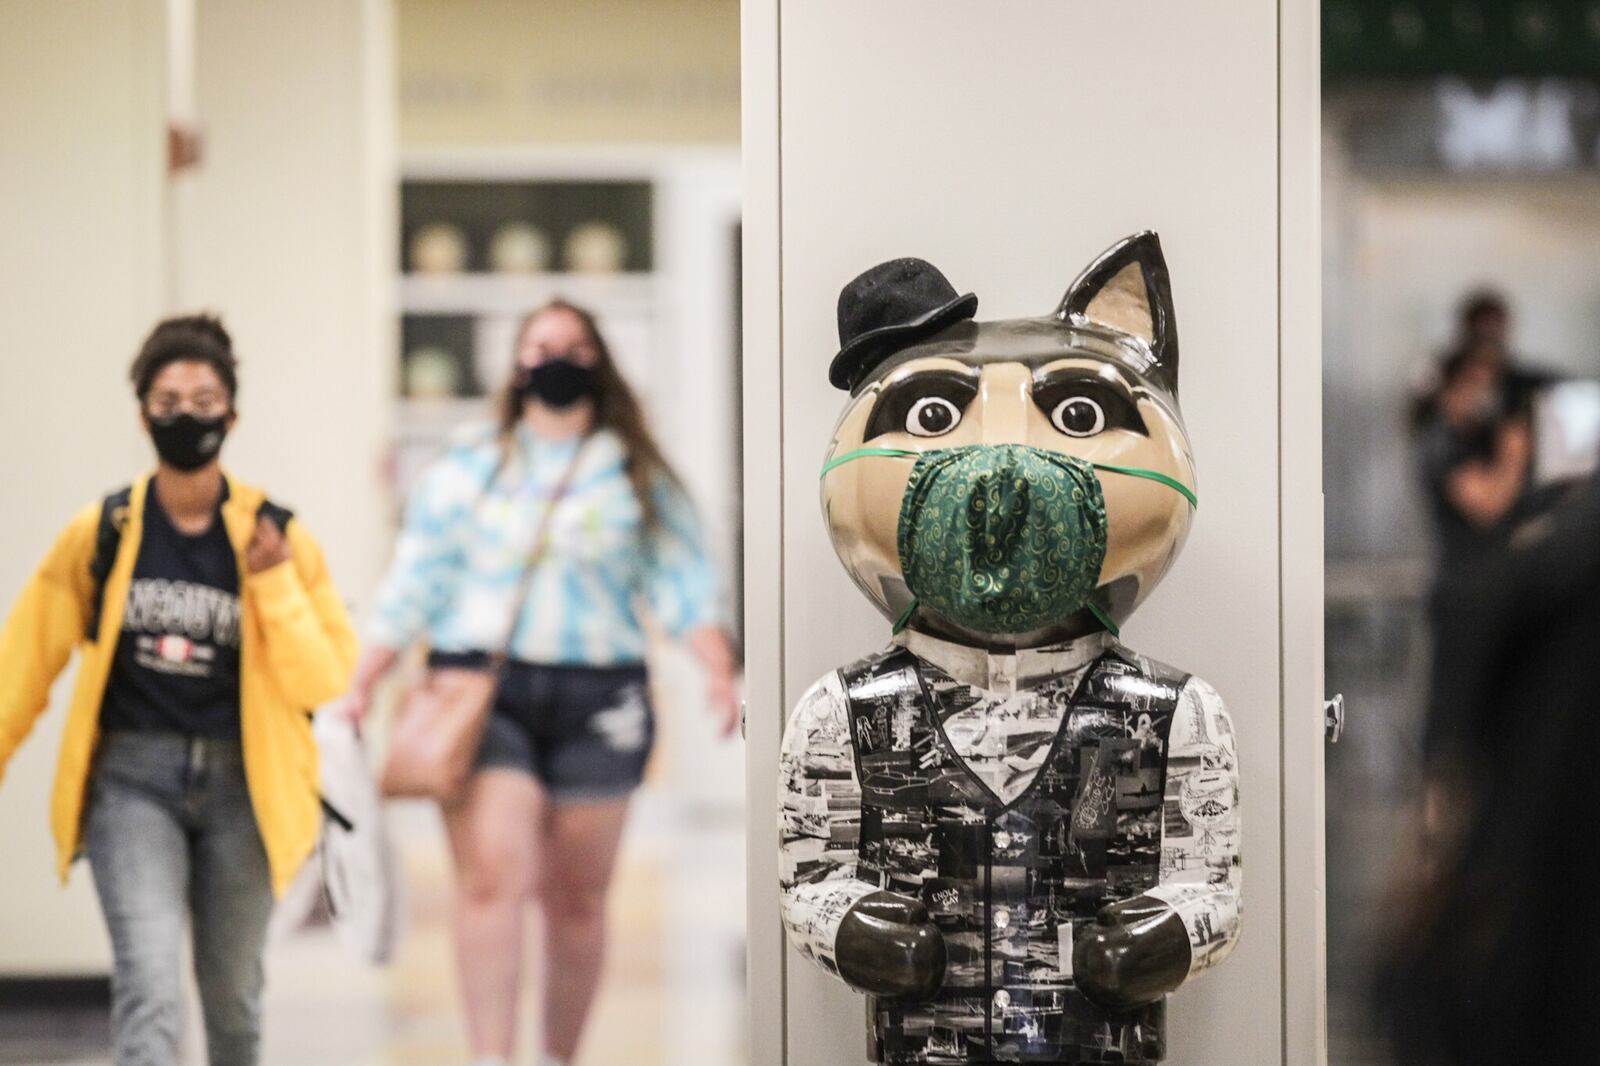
xmin=99 ymin=488 xmax=242 ymax=738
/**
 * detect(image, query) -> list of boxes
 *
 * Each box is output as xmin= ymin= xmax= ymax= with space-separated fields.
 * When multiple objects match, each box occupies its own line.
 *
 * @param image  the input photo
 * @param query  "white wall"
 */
xmin=0 ymin=0 xmax=168 ymax=975
xmin=744 ymin=2 xmax=1323 ymax=1063
xmin=173 ymin=0 xmax=396 ymax=611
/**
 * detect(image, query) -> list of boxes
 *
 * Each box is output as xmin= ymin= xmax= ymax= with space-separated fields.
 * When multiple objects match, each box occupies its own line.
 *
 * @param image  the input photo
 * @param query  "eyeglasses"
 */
xmin=145 ymin=392 xmax=231 ymax=419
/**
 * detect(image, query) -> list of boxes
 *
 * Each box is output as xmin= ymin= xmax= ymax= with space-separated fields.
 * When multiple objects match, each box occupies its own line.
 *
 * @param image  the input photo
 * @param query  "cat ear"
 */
xmin=1056 ymin=231 xmax=1179 ymax=397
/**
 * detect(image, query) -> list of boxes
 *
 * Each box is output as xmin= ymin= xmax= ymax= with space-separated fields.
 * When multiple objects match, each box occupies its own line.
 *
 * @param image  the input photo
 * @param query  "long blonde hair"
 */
xmin=498 ymin=299 xmax=681 ymax=529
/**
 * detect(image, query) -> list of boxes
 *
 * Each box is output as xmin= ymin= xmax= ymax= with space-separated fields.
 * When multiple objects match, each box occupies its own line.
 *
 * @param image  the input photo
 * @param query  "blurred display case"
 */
xmin=394 ymin=158 xmax=667 ymax=496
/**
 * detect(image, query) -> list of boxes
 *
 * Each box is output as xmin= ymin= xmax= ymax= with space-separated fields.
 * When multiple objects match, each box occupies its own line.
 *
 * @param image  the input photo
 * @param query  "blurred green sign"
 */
xmin=1325 ymin=1 xmax=1600 ymax=81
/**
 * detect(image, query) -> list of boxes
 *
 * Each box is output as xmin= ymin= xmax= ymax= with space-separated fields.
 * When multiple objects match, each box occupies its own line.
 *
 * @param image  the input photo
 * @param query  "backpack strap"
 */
xmin=85 ymin=489 xmax=294 ymax=641
xmin=86 ymin=486 xmax=133 ymax=641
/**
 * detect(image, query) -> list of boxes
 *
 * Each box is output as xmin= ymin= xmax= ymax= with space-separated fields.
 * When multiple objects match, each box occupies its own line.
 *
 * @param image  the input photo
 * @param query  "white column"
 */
xmin=742 ymin=2 xmax=1325 ymax=1063
xmin=172 ymin=0 xmax=396 ymax=612
xmin=0 ymin=0 xmax=168 ymax=975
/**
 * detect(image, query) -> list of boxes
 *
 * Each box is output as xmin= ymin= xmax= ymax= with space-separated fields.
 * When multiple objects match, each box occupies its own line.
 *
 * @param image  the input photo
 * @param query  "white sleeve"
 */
xmin=1147 ymin=675 xmax=1243 ymax=977
xmin=777 ymin=671 xmax=881 ymax=979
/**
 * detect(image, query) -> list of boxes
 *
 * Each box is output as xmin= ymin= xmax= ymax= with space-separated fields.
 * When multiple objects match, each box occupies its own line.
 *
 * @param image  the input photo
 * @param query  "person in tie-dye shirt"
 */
xmin=341 ymin=301 xmax=739 ymax=1066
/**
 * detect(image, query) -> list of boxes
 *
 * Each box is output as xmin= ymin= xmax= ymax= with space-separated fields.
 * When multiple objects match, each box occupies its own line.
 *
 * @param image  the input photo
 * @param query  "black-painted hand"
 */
xmin=1073 ymin=895 xmax=1191 ymax=1011
xmin=835 ymin=890 xmax=946 ymax=1000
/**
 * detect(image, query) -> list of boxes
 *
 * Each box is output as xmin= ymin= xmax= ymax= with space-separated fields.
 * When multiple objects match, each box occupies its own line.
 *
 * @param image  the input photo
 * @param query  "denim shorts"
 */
xmin=432 ymin=653 xmax=654 ymax=804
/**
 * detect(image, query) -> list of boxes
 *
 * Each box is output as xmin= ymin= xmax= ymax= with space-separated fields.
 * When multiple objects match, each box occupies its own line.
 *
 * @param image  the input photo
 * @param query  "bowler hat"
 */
xmin=830 ymin=258 xmax=978 ymax=391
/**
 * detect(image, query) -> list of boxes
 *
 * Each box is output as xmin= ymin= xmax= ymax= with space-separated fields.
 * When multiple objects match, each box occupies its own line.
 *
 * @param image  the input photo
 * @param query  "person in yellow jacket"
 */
xmin=0 ymin=315 xmax=357 ymax=1066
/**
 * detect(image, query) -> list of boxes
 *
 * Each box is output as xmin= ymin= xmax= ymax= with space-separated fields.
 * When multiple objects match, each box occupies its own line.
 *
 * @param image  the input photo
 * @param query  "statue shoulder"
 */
xmin=1170 ymin=674 xmax=1237 ymax=758
xmin=837 ymin=642 xmax=920 ymax=690
xmin=785 ymin=645 xmax=920 ymax=754
xmin=1092 ymin=642 xmax=1193 ymax=710
xmin=784 ymin=670 xmax=850 ymax=749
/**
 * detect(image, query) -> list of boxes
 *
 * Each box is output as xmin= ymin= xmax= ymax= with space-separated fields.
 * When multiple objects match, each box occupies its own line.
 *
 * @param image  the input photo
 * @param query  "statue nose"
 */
xmin=978 ymin=364 xmax=1034 ymax=445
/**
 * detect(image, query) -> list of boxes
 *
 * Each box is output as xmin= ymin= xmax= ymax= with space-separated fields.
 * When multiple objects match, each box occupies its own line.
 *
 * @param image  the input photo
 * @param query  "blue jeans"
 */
xmin=85 ymin=732 xmax=274 ymax=1066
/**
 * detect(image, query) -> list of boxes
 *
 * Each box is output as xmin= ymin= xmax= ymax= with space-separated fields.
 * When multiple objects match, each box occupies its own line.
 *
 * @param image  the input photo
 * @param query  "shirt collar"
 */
xmin=892 ymin=627 xmax=1114 ymax=694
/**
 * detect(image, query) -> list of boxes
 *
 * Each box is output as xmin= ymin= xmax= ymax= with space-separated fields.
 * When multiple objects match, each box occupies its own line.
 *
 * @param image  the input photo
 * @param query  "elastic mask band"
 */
xmin=1086 ymin=602 xmax=1120 ymax=638
xmin=820 ymin=446 xmax=1198 ymax=509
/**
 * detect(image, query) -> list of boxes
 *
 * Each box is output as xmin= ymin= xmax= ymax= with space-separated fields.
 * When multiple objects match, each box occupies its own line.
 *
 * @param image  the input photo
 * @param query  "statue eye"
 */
xmin=864 ymin=370 xmax=978 ymax=441
xmin=906 ymin=396 xmax=961 ymax=437
xmin=1032 ymin=370 xmax=1147 ymax=438
xmin=1051 ymin=396 xmax=1106 ymax=437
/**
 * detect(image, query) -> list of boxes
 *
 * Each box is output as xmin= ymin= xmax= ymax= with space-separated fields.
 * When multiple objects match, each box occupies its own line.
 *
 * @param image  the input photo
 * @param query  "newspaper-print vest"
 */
xmin=841 ymin=644 xmax=1187 ymax=1065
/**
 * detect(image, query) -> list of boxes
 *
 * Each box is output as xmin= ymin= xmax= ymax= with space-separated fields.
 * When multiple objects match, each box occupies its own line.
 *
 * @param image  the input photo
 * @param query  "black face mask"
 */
xmin=517 ymin=358 xmax=599 ymax=409
xmin=148 ymin=413 xmax=229 ymax=471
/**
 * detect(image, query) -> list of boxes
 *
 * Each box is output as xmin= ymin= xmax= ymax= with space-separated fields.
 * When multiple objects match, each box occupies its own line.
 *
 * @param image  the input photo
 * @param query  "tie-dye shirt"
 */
xmin=367 ymin=425 xmax=720 ymax=665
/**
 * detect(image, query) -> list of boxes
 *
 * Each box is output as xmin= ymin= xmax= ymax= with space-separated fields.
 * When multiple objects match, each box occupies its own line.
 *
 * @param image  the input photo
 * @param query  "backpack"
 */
xmin=85 ymin=485 xmax=294 ymax=641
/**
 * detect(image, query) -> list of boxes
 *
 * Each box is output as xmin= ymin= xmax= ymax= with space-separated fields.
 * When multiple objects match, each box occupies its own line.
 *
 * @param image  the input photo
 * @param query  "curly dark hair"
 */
xmin=129 ymin=314 xmax=238 ymax=404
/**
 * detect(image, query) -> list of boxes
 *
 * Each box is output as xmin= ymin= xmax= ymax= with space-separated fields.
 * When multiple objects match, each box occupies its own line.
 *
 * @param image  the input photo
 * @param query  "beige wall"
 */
xmin=0 ymin=0 xmax=168 ymax=975
xmin=398 ymin=0 xmax=739 ymax=146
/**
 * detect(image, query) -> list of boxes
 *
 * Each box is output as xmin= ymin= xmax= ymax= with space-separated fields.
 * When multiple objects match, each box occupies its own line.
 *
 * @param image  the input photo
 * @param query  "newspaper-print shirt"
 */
xmin=367 ymin=424 xmax=719 ymax=665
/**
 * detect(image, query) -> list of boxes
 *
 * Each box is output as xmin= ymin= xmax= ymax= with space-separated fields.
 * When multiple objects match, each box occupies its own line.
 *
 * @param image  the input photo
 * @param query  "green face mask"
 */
xmin=821 ymin=443 xmax=1197 ymax=636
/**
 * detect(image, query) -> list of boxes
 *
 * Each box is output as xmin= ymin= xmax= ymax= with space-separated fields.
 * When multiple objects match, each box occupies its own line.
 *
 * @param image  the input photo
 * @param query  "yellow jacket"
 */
xmin=0 ymin=473 xmax=357 ymax=896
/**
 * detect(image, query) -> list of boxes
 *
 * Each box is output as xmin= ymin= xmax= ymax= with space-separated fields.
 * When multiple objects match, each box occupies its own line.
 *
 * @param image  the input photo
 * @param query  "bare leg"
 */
xmin=444 ymin=769 xmax=545 ymax=1060
xmin=539 ymin=797 xmax=631 ymax=1063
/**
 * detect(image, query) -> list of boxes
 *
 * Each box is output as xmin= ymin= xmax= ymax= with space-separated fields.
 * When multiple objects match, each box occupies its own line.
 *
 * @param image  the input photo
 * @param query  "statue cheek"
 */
xmin=825 ymin=456 xmax=915 ymax=572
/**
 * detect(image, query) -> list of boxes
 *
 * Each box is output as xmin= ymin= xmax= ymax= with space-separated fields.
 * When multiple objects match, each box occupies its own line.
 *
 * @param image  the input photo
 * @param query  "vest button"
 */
xmin=993 ymin=907 xmax=1011 ymax=930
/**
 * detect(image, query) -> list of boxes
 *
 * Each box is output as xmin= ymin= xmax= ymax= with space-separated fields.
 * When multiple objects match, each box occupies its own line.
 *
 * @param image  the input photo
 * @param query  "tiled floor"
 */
xmin=252 ymin=791 xmax=749 ymax=1066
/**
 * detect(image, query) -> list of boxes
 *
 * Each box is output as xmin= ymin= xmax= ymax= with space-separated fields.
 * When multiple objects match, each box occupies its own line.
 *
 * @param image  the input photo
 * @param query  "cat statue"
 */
xmin=778 ymin=233 xmax=1242 ymax=1064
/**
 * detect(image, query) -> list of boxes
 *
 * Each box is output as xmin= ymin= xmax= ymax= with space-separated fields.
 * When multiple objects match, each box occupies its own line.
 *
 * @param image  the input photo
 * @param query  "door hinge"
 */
xmin=1324 ymin=693 xmax=1346 ymax=743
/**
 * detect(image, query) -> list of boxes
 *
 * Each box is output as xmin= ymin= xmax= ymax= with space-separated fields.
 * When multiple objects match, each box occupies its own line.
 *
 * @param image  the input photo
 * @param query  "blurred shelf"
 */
xmin=400 ymin=271 xmax=658 ymax=317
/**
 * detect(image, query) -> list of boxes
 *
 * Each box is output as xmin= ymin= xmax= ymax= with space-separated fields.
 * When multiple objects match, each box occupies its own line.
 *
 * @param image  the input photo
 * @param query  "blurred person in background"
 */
xmin=0 ymin=315 xmax=358 ymax=1066
xmin=340 ymin=300 xmax=740 ymax=1066
xmin=1375 ymin=468 xmax=1600 ymax=1065
xmin=1411 ymin=291 xmax=1555 ymax=565
xmin=1410 ymin=292 xmax=1567 ymax=794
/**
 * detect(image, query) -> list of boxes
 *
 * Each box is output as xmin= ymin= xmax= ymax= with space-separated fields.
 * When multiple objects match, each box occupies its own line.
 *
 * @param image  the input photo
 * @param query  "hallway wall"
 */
xmin=0 ymin=0 xmax=397 ymax=977
xmin=171 ymin=0 xmax=396 ymax=612
xmin=0 ymin=0 xmax=168 ymax=976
